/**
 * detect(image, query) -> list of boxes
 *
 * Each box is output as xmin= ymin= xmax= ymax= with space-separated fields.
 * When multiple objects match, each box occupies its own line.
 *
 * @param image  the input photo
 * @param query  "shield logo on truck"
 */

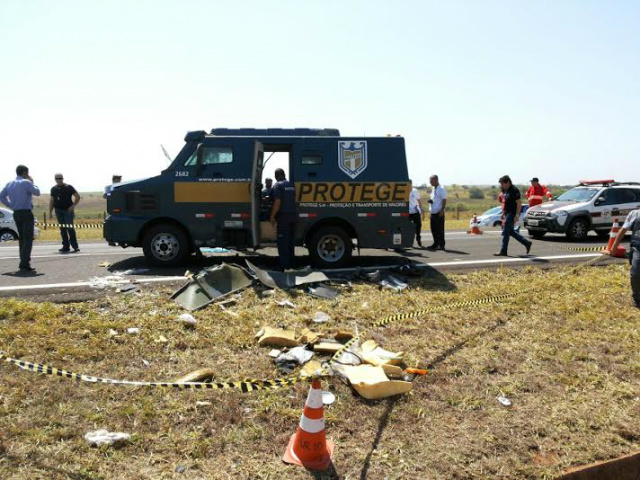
xmin=338 ymin=141 xmax=368 ymax=179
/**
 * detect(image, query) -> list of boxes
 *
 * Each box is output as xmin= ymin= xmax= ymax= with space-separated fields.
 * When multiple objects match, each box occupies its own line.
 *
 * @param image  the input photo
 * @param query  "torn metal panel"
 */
xmin=245 ymin=260 xmax=329 ymax=289
xmin=365 ymin=270 xmax=408 ymax=291
xmin=307 ymin=283 xmax=340 ymax=300
xmin=171 ymin=263 xmax=254 ymax=311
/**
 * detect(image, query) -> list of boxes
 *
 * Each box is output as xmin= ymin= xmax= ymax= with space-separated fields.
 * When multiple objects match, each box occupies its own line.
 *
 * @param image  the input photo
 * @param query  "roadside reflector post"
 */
xmin=43 ymin=213 xmax=46 ymax=230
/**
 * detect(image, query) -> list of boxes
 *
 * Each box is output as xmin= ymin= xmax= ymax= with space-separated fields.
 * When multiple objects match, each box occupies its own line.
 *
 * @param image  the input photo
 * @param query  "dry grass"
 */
xmin=1 ymin=263 xmax=640 ymax=479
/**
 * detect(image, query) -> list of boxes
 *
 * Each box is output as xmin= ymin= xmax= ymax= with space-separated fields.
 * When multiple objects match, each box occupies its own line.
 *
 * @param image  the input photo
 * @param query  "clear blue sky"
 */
xmin=1 ymin=0 xmax=639 ymax=191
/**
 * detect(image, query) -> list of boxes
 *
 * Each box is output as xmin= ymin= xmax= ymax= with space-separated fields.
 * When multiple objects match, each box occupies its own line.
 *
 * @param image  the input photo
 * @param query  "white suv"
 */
xmin=524 ymin=181 xmax=640 ymax=241
xmin=0 ymin=208 xmax=41 ymax=242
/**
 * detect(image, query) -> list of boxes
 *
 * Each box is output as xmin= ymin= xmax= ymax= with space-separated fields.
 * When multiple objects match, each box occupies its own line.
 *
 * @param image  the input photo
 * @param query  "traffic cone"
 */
xmin=604 ymin=218 xmax=627 ymax=258
xmin=467 ymin=214 xmax=483 ymax=235
xmin=283 ymin=379 xmax=334 ymax=471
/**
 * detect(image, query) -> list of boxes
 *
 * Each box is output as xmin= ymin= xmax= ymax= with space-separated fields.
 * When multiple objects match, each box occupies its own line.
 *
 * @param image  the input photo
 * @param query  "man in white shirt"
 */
xmin=408 ymin=182 xmax=424 ymax=247
xmin=427 ymin=175 xmax=447 ymax=251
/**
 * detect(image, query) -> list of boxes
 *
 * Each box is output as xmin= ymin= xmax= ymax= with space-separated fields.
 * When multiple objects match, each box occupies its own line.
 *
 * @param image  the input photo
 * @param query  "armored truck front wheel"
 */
xmin=142 ymin=224 xmax=190 ymax=267
xmin=308 ymin=226 xmax=352 ymax=269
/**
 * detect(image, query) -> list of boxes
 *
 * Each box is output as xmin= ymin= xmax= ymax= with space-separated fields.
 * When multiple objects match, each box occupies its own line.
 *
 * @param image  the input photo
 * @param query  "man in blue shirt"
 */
xmin=270 ymin=168 xmax=297 ymax=270
xmin=0 ymin=165 xmax=41 ymax=271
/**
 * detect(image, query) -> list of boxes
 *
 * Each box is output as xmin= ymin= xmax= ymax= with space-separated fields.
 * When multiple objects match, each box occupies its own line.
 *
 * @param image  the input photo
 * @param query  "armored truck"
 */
xmin=103 ymin=128 xmax=414 ymax=268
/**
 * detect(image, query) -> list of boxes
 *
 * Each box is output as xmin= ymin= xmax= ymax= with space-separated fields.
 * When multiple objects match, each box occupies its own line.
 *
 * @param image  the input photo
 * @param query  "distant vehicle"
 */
xmin=0 ymin=207 xmax=40 ymax=242
xmin=104 ymin=128 xmax=415 ymax=268
xmin=524 ymin=180 xmax=640 ymax=240
xmin=472 ymin=204 xmax=529 ymax=229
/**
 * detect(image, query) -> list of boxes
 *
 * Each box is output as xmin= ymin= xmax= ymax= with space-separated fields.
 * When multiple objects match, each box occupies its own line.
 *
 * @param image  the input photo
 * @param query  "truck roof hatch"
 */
xmin=209 ymin=128 xmax=340 ymax=137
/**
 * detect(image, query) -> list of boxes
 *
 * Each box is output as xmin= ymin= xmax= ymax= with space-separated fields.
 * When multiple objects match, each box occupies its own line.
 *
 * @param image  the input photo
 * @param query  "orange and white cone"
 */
xmin=467 ymin=215 xmax=483 ymax=235
xmin=604 ymin=218 xmax=627 ymax=258
xmin=283 ymin=379 xmax=334 ymax=471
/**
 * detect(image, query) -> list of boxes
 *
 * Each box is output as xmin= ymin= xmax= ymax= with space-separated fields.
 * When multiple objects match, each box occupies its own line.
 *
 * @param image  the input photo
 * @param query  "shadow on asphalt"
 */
xmin=108 ymin=252 xmax=457 ymax=293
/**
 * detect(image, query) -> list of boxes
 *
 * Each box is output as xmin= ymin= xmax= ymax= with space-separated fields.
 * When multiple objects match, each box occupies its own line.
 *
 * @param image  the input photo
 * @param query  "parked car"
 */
xmin=524 ymin=180 xmax=640 ymax=240
xmin=472 ymin=204 xmax=529 ymax=229
xmin=0 ymin=208 xmax=40 ymax=242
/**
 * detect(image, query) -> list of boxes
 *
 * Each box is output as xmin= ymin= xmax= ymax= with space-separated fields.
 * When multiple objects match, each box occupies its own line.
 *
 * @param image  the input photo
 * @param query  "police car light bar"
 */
xmin=578 ymin=179 xmax=615 ymax=186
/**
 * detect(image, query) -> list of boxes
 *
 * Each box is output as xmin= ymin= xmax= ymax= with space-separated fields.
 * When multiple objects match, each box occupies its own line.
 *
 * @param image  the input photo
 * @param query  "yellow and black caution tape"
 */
xmin=0 ymin=351 xmax=304 ymax=393
xmin=37 ymin=223 xmax=104 ymax=229
xmin=553 ymin=244 xmax=607 ymax=253
xmin=0 ymin=221 xmax=103 ymax=229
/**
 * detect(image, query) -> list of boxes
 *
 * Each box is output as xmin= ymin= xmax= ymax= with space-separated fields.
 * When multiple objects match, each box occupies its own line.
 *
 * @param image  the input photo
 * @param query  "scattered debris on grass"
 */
xmin=84 ymin=429 xmax=131 ymax=447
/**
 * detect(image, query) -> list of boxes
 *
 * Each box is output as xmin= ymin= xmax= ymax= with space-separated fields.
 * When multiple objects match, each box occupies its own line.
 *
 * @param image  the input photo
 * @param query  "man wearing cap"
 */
xmin=0 ymin=165 xmax=41 ymax=271
xmin=526 ymin=177 xmax=552 ymax=208
xmin=49 ymin=173 xmax=81 ymax=253
xmin=103 ymin=175 xmax=122 ymax=199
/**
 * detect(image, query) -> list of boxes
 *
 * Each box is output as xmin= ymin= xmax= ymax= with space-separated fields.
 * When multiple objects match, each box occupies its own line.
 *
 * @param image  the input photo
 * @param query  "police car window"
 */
xmin=617 ymin=188 xmax=638 ymax=204
xmin=557 ymin=188 xmax=598 ymax=202
xmin=183 ymin=147 xmax=233 ymax=166
xmin=301 ymin=155 xmax=322 ymax=165
xmin=598 ymin=189 xmax=621 ymax=206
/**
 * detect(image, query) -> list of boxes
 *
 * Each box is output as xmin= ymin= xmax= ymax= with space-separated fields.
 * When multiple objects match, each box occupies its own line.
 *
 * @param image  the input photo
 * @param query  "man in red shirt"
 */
xmin=526 ymin=177 xmax=552 ymax=208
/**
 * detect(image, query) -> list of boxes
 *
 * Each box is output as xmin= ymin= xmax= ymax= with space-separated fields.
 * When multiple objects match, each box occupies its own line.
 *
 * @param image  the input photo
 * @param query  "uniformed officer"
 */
xmin=270 ymin=168 xmax=297 ymax=270
xmin=606 ymin=208 xmax=640 ymax=309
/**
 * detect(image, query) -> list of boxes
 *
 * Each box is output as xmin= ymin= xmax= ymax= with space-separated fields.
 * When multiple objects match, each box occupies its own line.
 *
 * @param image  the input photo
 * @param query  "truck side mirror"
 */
xmin=594 ymin=197 xmax=604 ymax=206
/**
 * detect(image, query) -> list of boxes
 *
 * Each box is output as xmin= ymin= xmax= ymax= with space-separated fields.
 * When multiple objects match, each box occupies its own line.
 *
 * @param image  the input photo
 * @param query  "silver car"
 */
xmin=472 ymin=205 xmax=529 ymax=228
xmin=0 ymin=207 xmax=40 ymax=242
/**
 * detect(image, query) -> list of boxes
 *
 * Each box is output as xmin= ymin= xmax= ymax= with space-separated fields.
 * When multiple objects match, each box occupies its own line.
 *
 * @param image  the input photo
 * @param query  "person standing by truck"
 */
xmin=427 ymin=175 xmax=446 ymax=251
xmin=270 ymin=168 xmax=297 ymax=270
xmin=606 ymin=208 xmax=640 ymax=309
xmin=49 ymin=173 xmax=81 ymax=253
xmin=408 ymin=182 xmax=424 ymax=248
xmin=0 ymin=165 xmax=41 ymax=271
xmin=526 ymin=177 xmax=552 ymax=208
xmin=494 ymin=175 xmax=532 ymax=257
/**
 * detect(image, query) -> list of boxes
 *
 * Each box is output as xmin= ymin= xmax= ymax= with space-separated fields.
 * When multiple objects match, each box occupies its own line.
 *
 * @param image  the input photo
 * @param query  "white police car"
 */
xmin=524 ymin=180 xmax=640 ymax=240
xmin=0 ymin=208 xmax=40 ymax=242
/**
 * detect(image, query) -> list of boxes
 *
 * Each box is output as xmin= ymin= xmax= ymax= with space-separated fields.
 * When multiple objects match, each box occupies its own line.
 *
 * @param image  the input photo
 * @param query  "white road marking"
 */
xmin=426 ymin=253 xmax=601 ymax=267
xmin=0 ymin=276 xmax=185 ymax=292
xmin=0 ymin=251 xmax=134 ymax=261
xmin=0 ymin=253 xmax=602 ymax=293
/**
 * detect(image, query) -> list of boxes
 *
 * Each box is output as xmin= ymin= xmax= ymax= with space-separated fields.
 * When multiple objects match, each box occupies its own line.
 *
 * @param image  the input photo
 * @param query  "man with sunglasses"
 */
xmin=49 ymin=173 xmax=81 ymax=253
xmin=494 ymin=175 xmax=532 ymax=257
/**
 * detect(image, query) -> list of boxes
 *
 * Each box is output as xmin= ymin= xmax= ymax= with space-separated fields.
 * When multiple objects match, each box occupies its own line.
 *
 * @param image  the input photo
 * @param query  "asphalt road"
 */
xmin=0 ymin=229 xmax=626 ymax=301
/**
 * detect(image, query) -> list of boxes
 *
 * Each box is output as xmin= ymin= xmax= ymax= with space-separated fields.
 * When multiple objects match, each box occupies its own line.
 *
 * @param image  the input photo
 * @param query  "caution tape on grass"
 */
xmin=0 ymin=351 xmax=305 ymax=392
xmin=0 ymin=255 xmax=608 ymax=392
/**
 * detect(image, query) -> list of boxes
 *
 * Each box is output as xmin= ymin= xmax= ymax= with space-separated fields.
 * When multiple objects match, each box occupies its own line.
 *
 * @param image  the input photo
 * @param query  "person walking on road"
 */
xmin=427 ymin=175 xmax=446 ymax=251
xmin=409 ymin=181 xmax=424 ymax=248
xmin=49 ymin=173 xmax=81 ymax=253
xmin=270 ymin=168 xmax=297 ymax=270
xmin=606 ymin=208 xmax=640 ymax=309
xmin=0 ymin=165 xmax=41 ymax=272
xmin=494 ymin=175 xmax=532 ymax=257
xmin=526 ymin=177 xmax=552 ymax=208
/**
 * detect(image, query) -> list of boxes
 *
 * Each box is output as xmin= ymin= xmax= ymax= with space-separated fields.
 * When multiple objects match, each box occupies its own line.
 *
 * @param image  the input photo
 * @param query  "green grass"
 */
xmin=1 ymin=261 xmax=639 ymax=478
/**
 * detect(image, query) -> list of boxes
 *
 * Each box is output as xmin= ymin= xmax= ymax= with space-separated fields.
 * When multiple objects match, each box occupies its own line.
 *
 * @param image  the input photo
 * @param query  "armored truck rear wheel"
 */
xmin=308 ymin=226 xmax=352 ymax=269
xmin=142 ymin=224 xmax=190 ymax=267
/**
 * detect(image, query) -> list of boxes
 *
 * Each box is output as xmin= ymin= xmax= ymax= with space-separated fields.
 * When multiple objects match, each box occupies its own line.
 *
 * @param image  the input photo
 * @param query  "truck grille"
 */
xmin=125 ymin=192 xmax=158 ymax=212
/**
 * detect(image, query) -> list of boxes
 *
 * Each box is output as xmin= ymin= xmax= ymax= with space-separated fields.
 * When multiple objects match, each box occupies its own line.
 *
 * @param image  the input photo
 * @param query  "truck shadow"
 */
xmin=108 ymin=253 xmax=457 ymax=293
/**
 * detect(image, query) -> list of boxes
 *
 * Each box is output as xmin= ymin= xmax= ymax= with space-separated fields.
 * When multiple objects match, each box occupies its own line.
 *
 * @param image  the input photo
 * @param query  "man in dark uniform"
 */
xmin=49 ymin=173 xmax=81 ymax=253
xmin=270 ymin=168 xmax=297 ymax=270
xmin=607 ymin=208 xmax=640 ymax=309
xmin=494 ymin=175 xmax=532 ymax=256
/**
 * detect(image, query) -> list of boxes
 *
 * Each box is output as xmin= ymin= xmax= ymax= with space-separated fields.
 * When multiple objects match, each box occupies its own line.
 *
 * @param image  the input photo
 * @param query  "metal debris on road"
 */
xmin=171 ymin=263 xmax=254 ymax=311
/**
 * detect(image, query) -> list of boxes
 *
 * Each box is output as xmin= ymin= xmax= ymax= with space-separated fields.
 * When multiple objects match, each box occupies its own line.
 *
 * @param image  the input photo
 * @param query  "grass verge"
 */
xmin=1 ymin=262 xmax=639 ymax=479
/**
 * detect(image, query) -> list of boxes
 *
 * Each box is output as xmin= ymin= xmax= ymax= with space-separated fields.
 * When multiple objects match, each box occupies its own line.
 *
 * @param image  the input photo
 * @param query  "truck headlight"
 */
xmin=548 ymin=210 xmax=568 ymax=218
